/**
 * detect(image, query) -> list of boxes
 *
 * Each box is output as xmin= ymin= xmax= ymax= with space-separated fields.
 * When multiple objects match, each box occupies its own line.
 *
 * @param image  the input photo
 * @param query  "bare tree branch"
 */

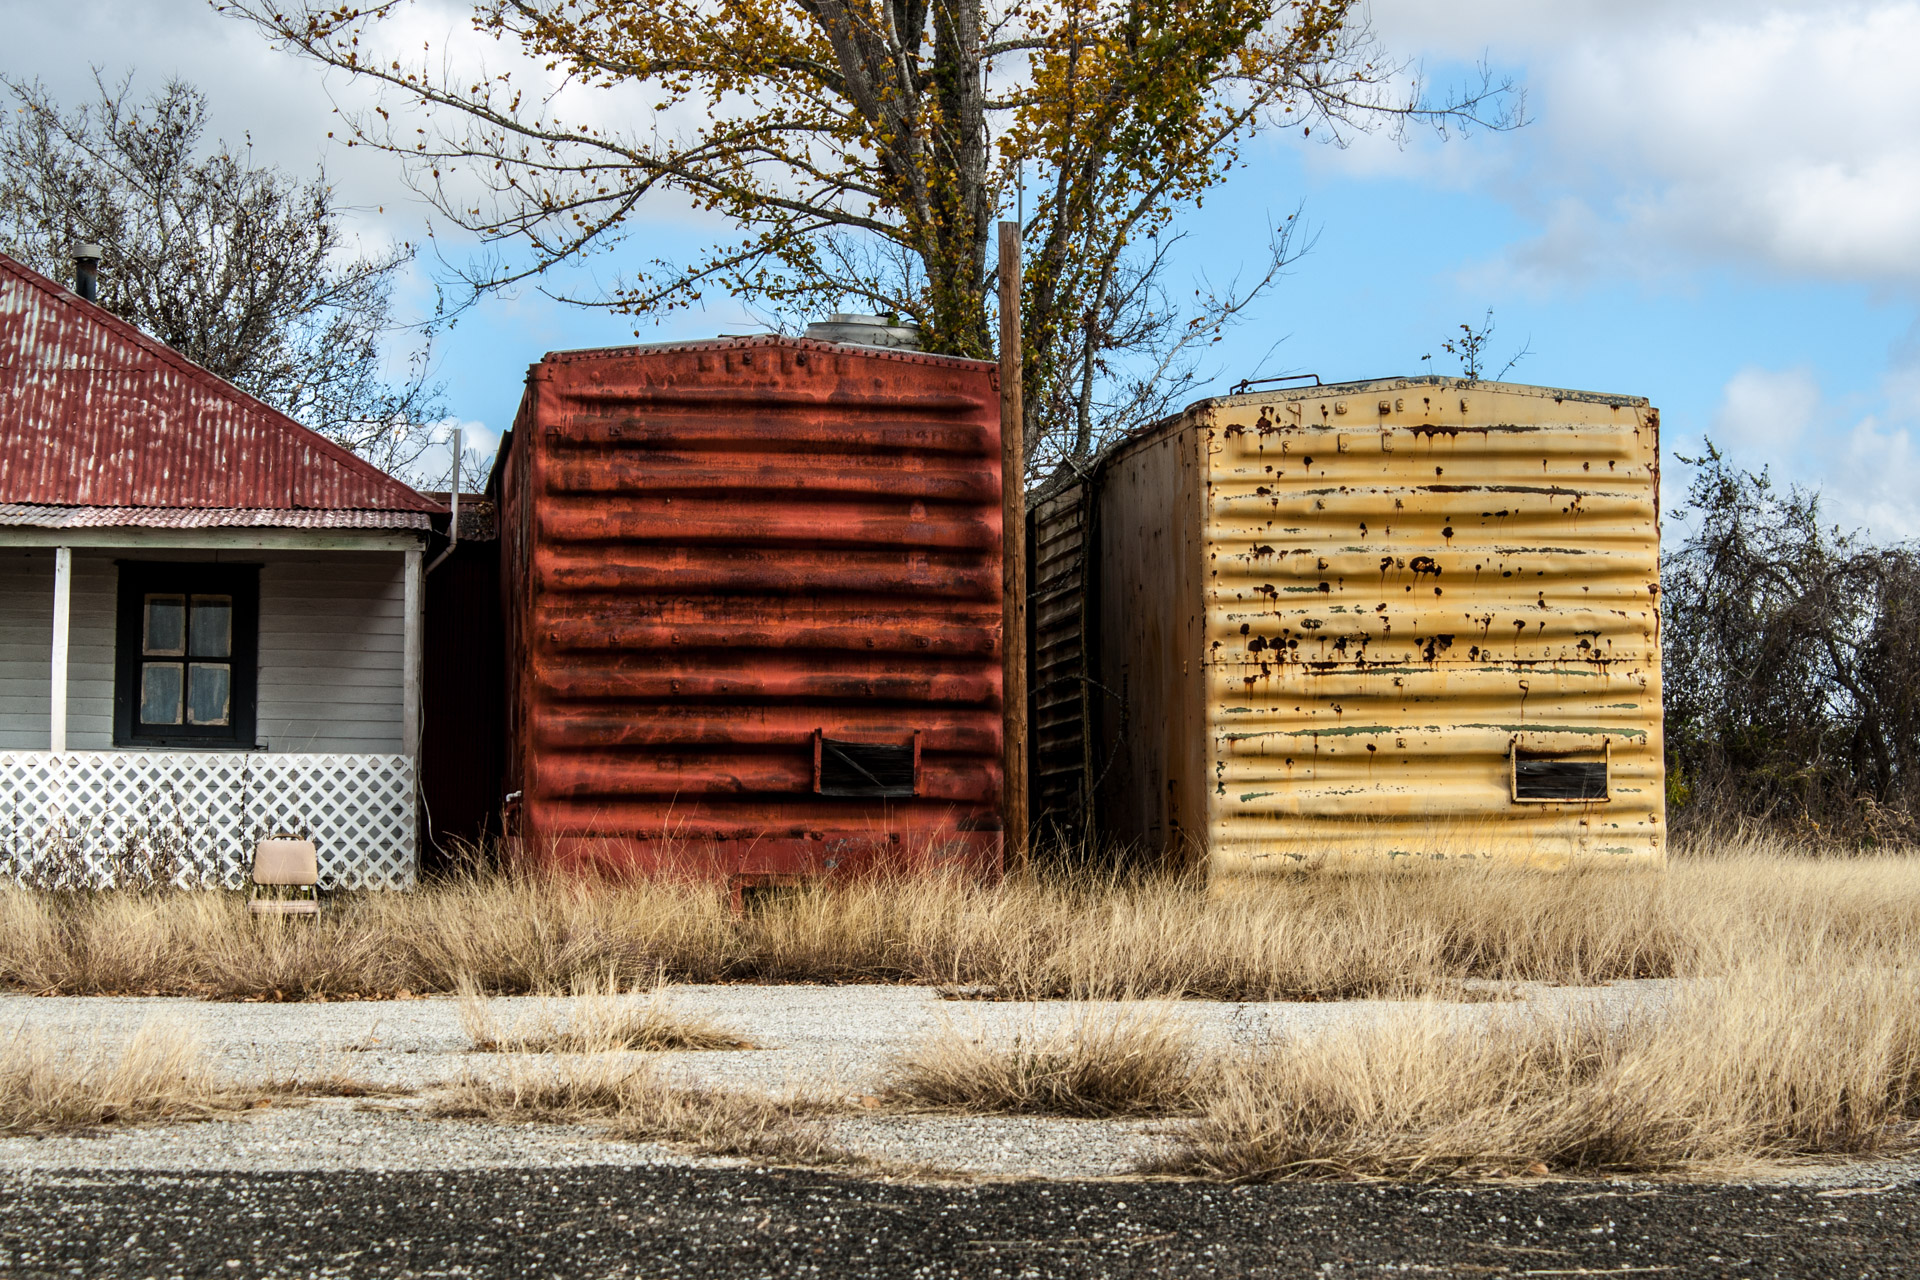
xmin=218 ymin=0 xmax=1521 ymax=469
xmin=0 ymin=72 xmax=451 ymax=478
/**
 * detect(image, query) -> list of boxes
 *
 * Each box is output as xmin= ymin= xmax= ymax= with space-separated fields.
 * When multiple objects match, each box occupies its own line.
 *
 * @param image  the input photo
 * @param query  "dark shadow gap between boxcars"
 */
xmin=418 ymin=493 xmax=507 ymax=875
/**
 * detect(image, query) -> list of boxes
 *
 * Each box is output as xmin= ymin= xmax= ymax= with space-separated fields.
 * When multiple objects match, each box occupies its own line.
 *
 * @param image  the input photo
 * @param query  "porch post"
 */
xmin=403 ymin=546 xmax=423 ymax=758
xmin=49 ymin=546 xmax=71 ymax=753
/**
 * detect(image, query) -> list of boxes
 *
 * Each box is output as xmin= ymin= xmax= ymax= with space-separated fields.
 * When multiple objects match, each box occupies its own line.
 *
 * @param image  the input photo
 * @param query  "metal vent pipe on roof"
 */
xmin=803 ymin=314 xmax=921 ymax=350
xmin=71 ymin=243 xmax=102 ymax=302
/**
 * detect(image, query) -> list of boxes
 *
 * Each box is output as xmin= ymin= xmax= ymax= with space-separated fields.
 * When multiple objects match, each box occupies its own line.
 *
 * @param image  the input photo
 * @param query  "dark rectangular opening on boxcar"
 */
xmin=1512 ymin=752 xmax=1609 ymax=802
xmin=815 ymin=732 xmax=917 ymax=798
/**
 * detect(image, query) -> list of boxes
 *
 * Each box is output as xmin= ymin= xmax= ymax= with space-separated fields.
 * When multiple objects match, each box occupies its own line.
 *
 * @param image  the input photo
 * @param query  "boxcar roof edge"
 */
xmin=531 ymin=333 xmax=1000 ymax=372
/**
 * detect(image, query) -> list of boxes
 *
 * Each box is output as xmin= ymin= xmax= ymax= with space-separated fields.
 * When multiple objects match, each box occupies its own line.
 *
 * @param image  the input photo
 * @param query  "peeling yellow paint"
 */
xmin=1202 ymin=378 xmax=1663 ymax=871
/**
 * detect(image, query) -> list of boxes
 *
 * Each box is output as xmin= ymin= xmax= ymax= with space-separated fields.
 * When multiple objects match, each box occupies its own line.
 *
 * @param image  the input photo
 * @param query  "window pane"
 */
xmin=188 ymin=595 xmax=233 ymax=658
xmin=186 ymin=663 xmax=231 ymax=726
xmin=143 ymin=595 xmax=186 ymax=655
xmin=140 ymin=663 xmax=183 ymax=724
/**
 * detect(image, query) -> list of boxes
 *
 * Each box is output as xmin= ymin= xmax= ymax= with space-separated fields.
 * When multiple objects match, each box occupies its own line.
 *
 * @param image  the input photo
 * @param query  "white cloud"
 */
xmin=17 ymin=0 xmax=1914 ymax=295
xmin=442 ymin=418 xmax=502 ymax=461
xmin=1556 ymin=6 xmax=1920 ymax=281
xmin=1832 ymin=412 xmax=1920 ymax=536
xmin=1712 ymin=367 xmax=1822 ymax=455
xmin=1350 ymin=0 xmax=1920 ymax=289
xmin=1697 ymin=363 xmax=1920 ymax=539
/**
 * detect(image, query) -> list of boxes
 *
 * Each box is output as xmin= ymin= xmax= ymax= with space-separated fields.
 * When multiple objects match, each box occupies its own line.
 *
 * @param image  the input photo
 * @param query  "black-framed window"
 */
xmin=114 ymin=563 xmax=259 ymax=747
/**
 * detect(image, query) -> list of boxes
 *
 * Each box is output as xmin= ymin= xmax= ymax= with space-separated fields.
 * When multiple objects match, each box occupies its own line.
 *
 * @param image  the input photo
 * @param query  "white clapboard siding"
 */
xmin=0 ymin=549 xmax=53 ymax=749
xmin=257 ymin=553 xmax=406 ymax=754
xmin=0 ymin=547 xmax=407 ymax=753
xmin=0 ymin=549 xmax=111 ymax=747
xmin=65 ymin=552 xmax=116 ymax=747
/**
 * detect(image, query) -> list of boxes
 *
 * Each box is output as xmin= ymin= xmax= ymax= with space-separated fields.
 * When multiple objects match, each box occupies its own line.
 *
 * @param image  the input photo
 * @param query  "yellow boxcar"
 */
xmin=1028 ymin=376 xmax=1664 ymax=872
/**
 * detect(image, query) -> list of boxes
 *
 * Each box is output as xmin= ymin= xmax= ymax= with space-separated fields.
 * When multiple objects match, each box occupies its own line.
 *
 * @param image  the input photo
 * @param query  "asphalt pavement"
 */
xmin=1 ymin=1165 xmax=1914 ymax=1278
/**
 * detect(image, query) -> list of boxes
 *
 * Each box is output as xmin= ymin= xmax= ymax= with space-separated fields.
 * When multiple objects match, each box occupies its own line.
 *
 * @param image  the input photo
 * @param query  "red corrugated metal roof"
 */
xmin=0 ymin=252 xmax=437 ymax=512
xmin=0 ymin=503 xmax=430 ymax=530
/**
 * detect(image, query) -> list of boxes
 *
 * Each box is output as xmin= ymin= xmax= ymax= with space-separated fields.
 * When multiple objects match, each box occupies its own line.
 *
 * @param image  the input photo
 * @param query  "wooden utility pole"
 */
xmin=997 ymin=221 xmax=1029 ymax=875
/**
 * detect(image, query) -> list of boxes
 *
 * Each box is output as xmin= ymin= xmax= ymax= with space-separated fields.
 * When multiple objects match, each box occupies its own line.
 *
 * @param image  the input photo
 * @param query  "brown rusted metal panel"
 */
xmin=1040 ymin=377 xmax=1664 ymax=872
xmin=498 ymin=336 xmax=1005 ymax=880
xmin=0 ymin=253 xmax=434 ymax=513
xmin=1027 ymin=475 xmax=1097 ymax=848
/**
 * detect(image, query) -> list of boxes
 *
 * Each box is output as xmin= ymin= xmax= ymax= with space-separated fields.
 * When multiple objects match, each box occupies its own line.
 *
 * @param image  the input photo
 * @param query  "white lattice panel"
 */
xmin=0 ymin=752 xmax=416 ymax=890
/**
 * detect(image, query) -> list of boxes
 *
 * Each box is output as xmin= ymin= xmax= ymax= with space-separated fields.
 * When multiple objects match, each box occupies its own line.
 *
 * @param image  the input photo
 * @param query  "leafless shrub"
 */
xmin=1 ymin=779 xmax=216 ymax=893
xmin=0 ymin=75 xmax=452 ymax=478
xmin=1665 ymin=447 xmax=1920 ymax=847
xmin=15 ymin=817 xmax=94 ymax=893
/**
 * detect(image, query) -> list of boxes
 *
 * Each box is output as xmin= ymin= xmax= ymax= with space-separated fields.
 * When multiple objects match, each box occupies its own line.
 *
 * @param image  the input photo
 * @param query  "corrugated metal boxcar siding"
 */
xmin=1027 ymin=482 xmax=1094 ymax=846
xmin=502 ymin=338 xmax=1004 ymax=877
xmin=1202 ymin=379 xmax=1663 ymax=869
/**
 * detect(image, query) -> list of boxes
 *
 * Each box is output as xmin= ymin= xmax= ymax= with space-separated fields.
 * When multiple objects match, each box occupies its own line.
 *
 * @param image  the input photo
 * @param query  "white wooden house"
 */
xmin=0 ymin=252 xmax=437 ymax=888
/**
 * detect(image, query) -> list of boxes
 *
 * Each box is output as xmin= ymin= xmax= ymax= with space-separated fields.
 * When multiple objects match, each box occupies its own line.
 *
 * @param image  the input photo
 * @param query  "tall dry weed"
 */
xmin=886 ymin=1008 xmax=1199 ymax=1116
xmin=0 ymin=836 xmax=1914 ymax=1001
xmin=1154 ymin=944 xmax=1920 ymax=1180
xmin=432 ymin=1054 xmax=850 ymax=1164
xmin=0 ymin=1022 xmax=236 ymax=1132
xmin=458 ymin=975 xmax=750 ymax=1053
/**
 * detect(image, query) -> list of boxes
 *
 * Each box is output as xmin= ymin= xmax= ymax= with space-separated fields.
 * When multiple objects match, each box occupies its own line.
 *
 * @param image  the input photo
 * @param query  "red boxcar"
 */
xmin=496 ymin=336 xmax=1005 ymax=882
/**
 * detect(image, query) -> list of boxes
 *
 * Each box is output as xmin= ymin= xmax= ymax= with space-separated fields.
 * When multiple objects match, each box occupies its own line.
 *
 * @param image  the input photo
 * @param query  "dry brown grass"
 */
xmin=433 ymin=945 xmax=1920 ymax=1180
xmin=886 ymin=1009 xmax=1200 ymax=1117
xmin=0 ymin=835 xmax=1914 ymax=1002
xmin=1151 ymin=948 xmax=1920 ymax=1181
xmin=0 ymin=1022 xmax=230 ymax=1133
xmin=0 ymin=1022 xmax=396 ymax=1133
xmin=458 ymin=975 xmax=751 ymax=1053
xmin=431 ymin=1054 xmax=853 ymax=1165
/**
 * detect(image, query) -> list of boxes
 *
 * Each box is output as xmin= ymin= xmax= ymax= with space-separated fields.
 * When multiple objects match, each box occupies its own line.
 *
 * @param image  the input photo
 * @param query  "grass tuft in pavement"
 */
xmin=459 ymin=974 xmax=752 ymax=1054
xmin=432 ymin=1054 xmax=855 ymax=1166
xmin=1150 ymin=946 xmax=1920 ymax=1182
xmin=0 ymin=1022 xmax=398 ymax=1133
xmin=886 ymin=1008 xmax=1200 ymax=1117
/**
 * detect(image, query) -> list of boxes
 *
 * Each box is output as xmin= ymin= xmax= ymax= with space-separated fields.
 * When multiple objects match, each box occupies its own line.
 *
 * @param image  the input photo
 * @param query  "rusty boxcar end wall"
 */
xmin=1033 ymin=376 xmax=1664 ymax=872
xmin=498 ymin=336 xmax=1005 ymax=880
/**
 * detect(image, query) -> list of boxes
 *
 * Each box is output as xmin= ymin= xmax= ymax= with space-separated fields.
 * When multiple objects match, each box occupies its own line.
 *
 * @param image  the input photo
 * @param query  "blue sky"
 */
xmin=8 ymin=0 xmax=1919 ymax=537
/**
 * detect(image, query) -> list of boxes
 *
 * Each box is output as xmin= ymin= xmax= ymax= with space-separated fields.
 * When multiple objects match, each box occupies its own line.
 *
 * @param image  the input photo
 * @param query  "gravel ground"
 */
xmin=2 ymin=984 xmax=1918 ymax=1278
xmin=0 ymin=1103 xmax=679 ymax=1176
xmin=3 ymin=1165 xmax=1918 ymax=1278
xmin=0 ymin=981 xmax=1910 ymax=1188
xmin=0 ymin=978 xmax=1679 ymax=1095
